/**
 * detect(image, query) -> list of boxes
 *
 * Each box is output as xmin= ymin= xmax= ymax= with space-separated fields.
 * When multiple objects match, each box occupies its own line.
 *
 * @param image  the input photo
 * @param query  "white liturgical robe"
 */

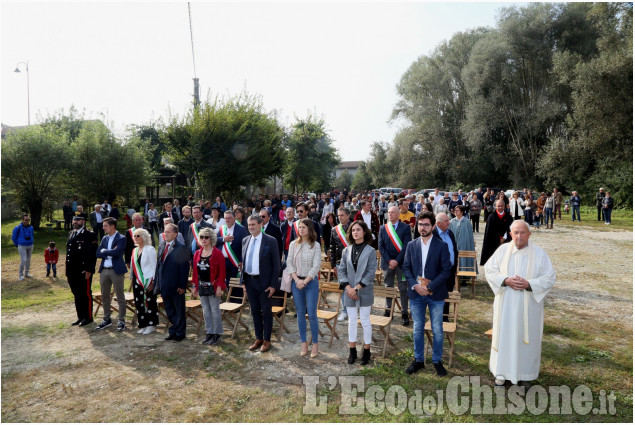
xmin=484 ymin=242 xmax=556 ymax=384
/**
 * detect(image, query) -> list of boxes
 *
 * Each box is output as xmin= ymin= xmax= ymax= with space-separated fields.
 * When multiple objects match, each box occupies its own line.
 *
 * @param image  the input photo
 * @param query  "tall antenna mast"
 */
xmin=188 ymin=2 xmax=200 ymax=108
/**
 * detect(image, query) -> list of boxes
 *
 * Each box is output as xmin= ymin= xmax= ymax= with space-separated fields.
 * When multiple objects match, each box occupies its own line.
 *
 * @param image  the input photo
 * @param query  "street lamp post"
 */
xmin=14 ymin=61 xmax=30 ymax=125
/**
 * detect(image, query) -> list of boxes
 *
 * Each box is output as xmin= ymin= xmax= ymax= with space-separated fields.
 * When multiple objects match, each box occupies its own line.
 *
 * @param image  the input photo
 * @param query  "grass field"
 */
xmin=1 ymin=213 xmax=633 ymax=422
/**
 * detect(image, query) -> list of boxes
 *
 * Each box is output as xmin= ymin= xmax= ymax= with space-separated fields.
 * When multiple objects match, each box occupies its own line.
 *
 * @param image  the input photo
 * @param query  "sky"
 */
xmin=1 ymin=0 xmax=526 ymax=161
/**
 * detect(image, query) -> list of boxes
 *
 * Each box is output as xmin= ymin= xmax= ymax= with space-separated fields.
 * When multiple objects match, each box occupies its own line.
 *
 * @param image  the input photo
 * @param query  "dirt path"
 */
xmin=1 ymin=222 xmax=632 ymax=422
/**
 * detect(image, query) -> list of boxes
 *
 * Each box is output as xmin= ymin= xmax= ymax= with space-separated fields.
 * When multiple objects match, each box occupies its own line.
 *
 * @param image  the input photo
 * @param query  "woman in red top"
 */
xmin=192 ymin=227 xmax=227 ymax=345
xmin=44 ymin=241 xmax=59 ymax=278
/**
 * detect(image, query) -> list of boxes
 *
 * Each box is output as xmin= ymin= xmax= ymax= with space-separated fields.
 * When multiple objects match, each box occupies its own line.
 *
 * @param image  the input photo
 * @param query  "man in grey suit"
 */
xmin=241 ymin=215 xmax=280 ymax=353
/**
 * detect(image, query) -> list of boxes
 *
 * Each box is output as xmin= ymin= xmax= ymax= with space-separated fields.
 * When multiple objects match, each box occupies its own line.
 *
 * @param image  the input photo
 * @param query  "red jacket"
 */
xmin=44 ymin=248 xmax=59 ymax=264
xmin=191 ymin=247 xmax=227 ymax=292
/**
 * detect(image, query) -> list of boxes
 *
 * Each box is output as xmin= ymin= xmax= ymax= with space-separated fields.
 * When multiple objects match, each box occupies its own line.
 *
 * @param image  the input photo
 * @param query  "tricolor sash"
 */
xmin=131 ymin=247 xmax=149 ymax=307
xmin=293 ymin=221 xmax=299 ymax=238
xmin=335 ymin=224 xmax=349 ymax=247
xmin=220 ymin=225 xmax=240 ymax=268
xmin=385 ymin=222 xmax=403 ymax=252
xmin=190 ymin=223 xmax=202 ymax=248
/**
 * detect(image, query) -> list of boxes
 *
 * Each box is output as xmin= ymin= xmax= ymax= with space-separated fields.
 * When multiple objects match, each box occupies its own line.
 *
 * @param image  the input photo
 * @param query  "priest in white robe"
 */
xmin=484 ymin=220 xmax=556 ymax=387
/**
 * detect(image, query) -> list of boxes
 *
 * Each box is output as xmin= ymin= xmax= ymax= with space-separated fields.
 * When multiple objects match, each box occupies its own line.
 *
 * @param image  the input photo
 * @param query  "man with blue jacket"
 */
xmin=12 ymin=214 xmax=34 ymax=281
xmin=95 ymin=218 xmax=128 ymax=331
xmin=403 ymin=211 xmax=452 ymax=377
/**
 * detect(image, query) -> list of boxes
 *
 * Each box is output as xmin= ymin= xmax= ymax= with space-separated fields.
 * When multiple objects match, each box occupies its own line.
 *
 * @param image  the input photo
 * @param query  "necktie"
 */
xmin=246 ymin=238 xmax=256 ymax=274
xmin=162 ymin=244 xmax=170 ymax=262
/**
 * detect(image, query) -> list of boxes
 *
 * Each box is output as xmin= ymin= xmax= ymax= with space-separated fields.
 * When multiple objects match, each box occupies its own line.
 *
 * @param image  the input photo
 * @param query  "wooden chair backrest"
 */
xmin=318 ymin=281 xmax=342 ymax=312
xmin=444 ymin=292 xmax=461 ymax=324
xmin=457 ymin=250 xmax=477 ymax=273
xmin=372 ymin=286 xmax=400 ymax=316
xmin=271 ymin=290 xmax=288 ymax=309
xmin=226 ymin=282 xmax=246 ymax=304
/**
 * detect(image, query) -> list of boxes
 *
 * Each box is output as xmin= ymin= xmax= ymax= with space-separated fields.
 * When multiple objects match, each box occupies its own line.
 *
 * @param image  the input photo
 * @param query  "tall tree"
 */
xmin=351 ymin=162 xmax=373 ymax=191
xmin=283 ymin=115 xmax=341 ymax=193
xmin=1 ymin=126 xmax=71 ymax=229
xmin=70 ymin=121 xmax=151 ymax=205
xmin=334 ymin=170 xmax=353 ymax=191
xmin=164 ymin=93 xmax=284 ymax=201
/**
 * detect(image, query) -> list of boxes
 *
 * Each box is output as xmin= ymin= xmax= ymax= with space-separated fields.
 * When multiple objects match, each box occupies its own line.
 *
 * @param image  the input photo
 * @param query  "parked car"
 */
xmin=379 ymin=187 xmax=403 ymax=197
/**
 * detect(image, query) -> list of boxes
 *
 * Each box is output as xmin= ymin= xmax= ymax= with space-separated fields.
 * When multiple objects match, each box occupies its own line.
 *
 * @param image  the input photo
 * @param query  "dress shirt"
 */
xmin=361 ymin=210 xmax=372 ymax=229
xmin=415 ymin=237 xmax=431 ymax=289
xmin=245 ymin=233 xmax=262 ymax=275
xmin=437 ymin=228 xmax=455 ymax=266
xmin=96 ymin=212 xmax=103 ymax=224
xmin=219 ymin=224 xmax=235 ymax=259
xmin=103 ymin=233 xmax=116 ymax=267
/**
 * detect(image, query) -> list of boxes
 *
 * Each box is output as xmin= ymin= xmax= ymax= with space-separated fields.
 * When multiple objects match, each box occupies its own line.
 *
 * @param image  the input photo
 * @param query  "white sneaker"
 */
xmin=18 ymin=275 xmax=24 ymax=281
xmin=337 ymin=311 xmax=348 ymax=322
xmin=495 ymin=378 xmax=505 ymax=386
xmin=143 ymin=326 xmax=156 ymax=335
xmin=137 ymin=327 xmax=146 ymax=334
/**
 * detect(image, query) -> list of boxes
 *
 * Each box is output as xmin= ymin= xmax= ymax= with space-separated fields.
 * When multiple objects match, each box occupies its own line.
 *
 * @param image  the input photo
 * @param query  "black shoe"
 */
xmin=46 ymin=272 xmax=50 ymax=277
xmin=383 ymin=311 xmax=391 ymax=317
xmin=165 ymin=334 xmax=176 ymax=341
xmin=78 ymin=318 xmax=93 ymax=327
xmin=401 ymin=314 xmax=410 ymax=326
xmin=406 ymin=360 xmax=425 ymax=374
xmin=209 ymin=334 xmax=221 ymax=345
xmin=347 ymin=347 xmax=357 ymax=364
xmin=203 ymin=334 xmax=214 ymax=344
xmin=71 ymin=319 xmax=82 ymax=326
xmin=116 ymin=321 xmax=125 ymax=332
xmin=174 ymin=335 xmax=185 ymax=342
xmin=96 ymin=319 xmax=112 ymax=330
xmin=433 ymin=362 xmax=448 ymax=377
xmin=360 ymin=348 xmax=371 ymax=365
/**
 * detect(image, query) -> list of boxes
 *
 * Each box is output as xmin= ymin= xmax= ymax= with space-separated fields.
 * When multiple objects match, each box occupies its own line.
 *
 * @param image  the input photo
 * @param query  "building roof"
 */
xmin=337 ymin=161 xmax=363 ymax=169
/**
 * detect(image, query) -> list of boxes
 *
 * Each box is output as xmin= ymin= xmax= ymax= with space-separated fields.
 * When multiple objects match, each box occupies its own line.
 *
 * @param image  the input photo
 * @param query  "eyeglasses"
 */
xmin=133 ymin=235 xmax=141 ymax=238
xmin=417 ymin=223 xmax=432 ymax=227
xmin=259 ymin=215 xmax=267 ymax=218
xmin=199 ymin=235 xmax=210 ymax=239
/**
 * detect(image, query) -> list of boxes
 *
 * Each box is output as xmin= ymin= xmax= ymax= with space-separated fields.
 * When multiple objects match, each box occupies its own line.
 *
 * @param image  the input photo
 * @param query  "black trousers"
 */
xmin=471 ymin=214 xmax=480 ymax=232
xmin=68 ymin=271 xmax=93 ymax=320
xmin=245 ymin=277 xmax=274 ymax=341
xmin=162 ymin=291 xmax=186 ymax=337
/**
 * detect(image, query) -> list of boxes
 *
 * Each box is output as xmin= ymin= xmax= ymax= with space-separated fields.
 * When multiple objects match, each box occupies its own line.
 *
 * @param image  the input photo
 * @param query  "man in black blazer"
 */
xmin=279 ymin=207 xmax=297 ymax=260
xmin=259 ymin=209 xmax=283 ymax=261
xmin=187 ymin=205 xmax=213 ymax=255
xmin=378 ymin=205 xmax=412 ymax=325
xmin=241 ymin=215 xmax=281 ymax=353
xmin=403 ymin=211 xmax=452 ymax=377
xmin=216 ymin=210 xmax=248 ymax=285
xmin=154 ymin=223 xmax=190 ymax=342
xmin=158 ymin=202 xmax=178 ymax=232
xmin=432 ymin=212 xmax=459 ymax=322
xmin=296 ymin=203 xmax=321 ymax=245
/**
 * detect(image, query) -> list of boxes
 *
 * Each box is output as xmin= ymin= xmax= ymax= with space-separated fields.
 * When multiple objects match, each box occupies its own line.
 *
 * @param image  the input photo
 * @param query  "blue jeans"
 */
xmin=604 ymin=208 xmax=612 ymax=224
xmin=292 ymin=277 xmax=320 ymax=343
xmin=572 ymin=205 xmax=580 ymax=221
xmin=410 ymin=295 xmax=445 ymax=363
xmin=523 ymin=209 xmax=534 ymax=225
xmin=544 ymin=208 xmax=553 ymax=227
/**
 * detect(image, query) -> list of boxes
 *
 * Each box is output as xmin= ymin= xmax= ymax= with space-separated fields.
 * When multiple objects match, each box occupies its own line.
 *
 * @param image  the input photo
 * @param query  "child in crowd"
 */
xmin=45 ymin=241 xmax=59 ymax=278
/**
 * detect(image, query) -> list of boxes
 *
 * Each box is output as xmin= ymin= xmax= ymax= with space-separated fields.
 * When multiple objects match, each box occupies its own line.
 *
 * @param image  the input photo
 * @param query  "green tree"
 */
xmin=365 ymin=142 xmax=392 ymax=188
xmin=164 ymin=93 xmax=284 ymax=201
xmin=283 ymin=115 xmax=340 ymax=193
xmin=70 ymin=121 xmax=151 ymax=205
xmin=1 ymin=126 xmax=71 ymax=229
xmin=351 ymin=162 xmax=373 ymax=191
xmin=334 ymin=169 xmax=353 ymax=191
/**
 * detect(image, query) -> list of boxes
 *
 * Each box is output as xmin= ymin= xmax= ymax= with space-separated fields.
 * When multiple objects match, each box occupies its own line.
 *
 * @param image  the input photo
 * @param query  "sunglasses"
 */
xmin=133 ymin=235 xmax=141 ymax=238
xmin=199 ymin=235 xmax=210 ymax=239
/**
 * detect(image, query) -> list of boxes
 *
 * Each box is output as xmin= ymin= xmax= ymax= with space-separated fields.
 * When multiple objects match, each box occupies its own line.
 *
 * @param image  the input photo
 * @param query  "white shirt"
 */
xmin=218 ymin=224 xmax=235 ymax=258
xmin=103 ymin=233 xmax=117 ymax=268
xmin=95 ymin=211 xmax=103 ymax=223
xmin=415 ymin=237 xmax=432 ymax=289
xmin=361 ymin=210 xmax=372 ymax=229
xmin=245 ymin=233 xmax=262 ymax=275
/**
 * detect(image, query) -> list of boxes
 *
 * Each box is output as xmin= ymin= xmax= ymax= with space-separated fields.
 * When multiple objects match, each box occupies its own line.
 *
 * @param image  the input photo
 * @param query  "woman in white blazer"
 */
xmin=129 ymin=228 xmax=158 ymax=335
xmin=509 ymin=191 xmax=524 ymax=220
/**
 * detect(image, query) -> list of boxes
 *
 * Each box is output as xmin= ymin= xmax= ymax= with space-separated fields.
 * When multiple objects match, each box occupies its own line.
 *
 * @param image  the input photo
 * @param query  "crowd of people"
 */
xmin=15 ymin=185 xmax=612 ymax=384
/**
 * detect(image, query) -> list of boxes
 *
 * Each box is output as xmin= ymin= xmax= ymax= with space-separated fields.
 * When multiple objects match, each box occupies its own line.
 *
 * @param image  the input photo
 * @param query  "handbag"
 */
xmin=198 ymin=281 xmax=215 ymax=296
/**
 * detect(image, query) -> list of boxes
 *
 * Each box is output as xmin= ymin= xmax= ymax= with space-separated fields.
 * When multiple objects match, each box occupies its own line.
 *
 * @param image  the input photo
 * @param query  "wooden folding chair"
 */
xmin=113 ymin=282 xmax=138 ymax=326
xmin=319 ymin=261 xmax=333 ymax=282
xmin=424 ymin=291 xmax=460 ymax=367
xmin=456 ymin=250 xmax=478 ymax=294
xmin=185 ymin=299 xmax=204 ymax=334
xmin=92 ymin=287 xmax=115 ymax=318
xmin=361 ymin=286 xmax=399 ymax=357
xmin=271 ymin=291 xmax=290 ymax=340
xmin=313 ymin=281 xmax=342 ymax=347
xmin=219 ymin=283 xmax=250 ymax=338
